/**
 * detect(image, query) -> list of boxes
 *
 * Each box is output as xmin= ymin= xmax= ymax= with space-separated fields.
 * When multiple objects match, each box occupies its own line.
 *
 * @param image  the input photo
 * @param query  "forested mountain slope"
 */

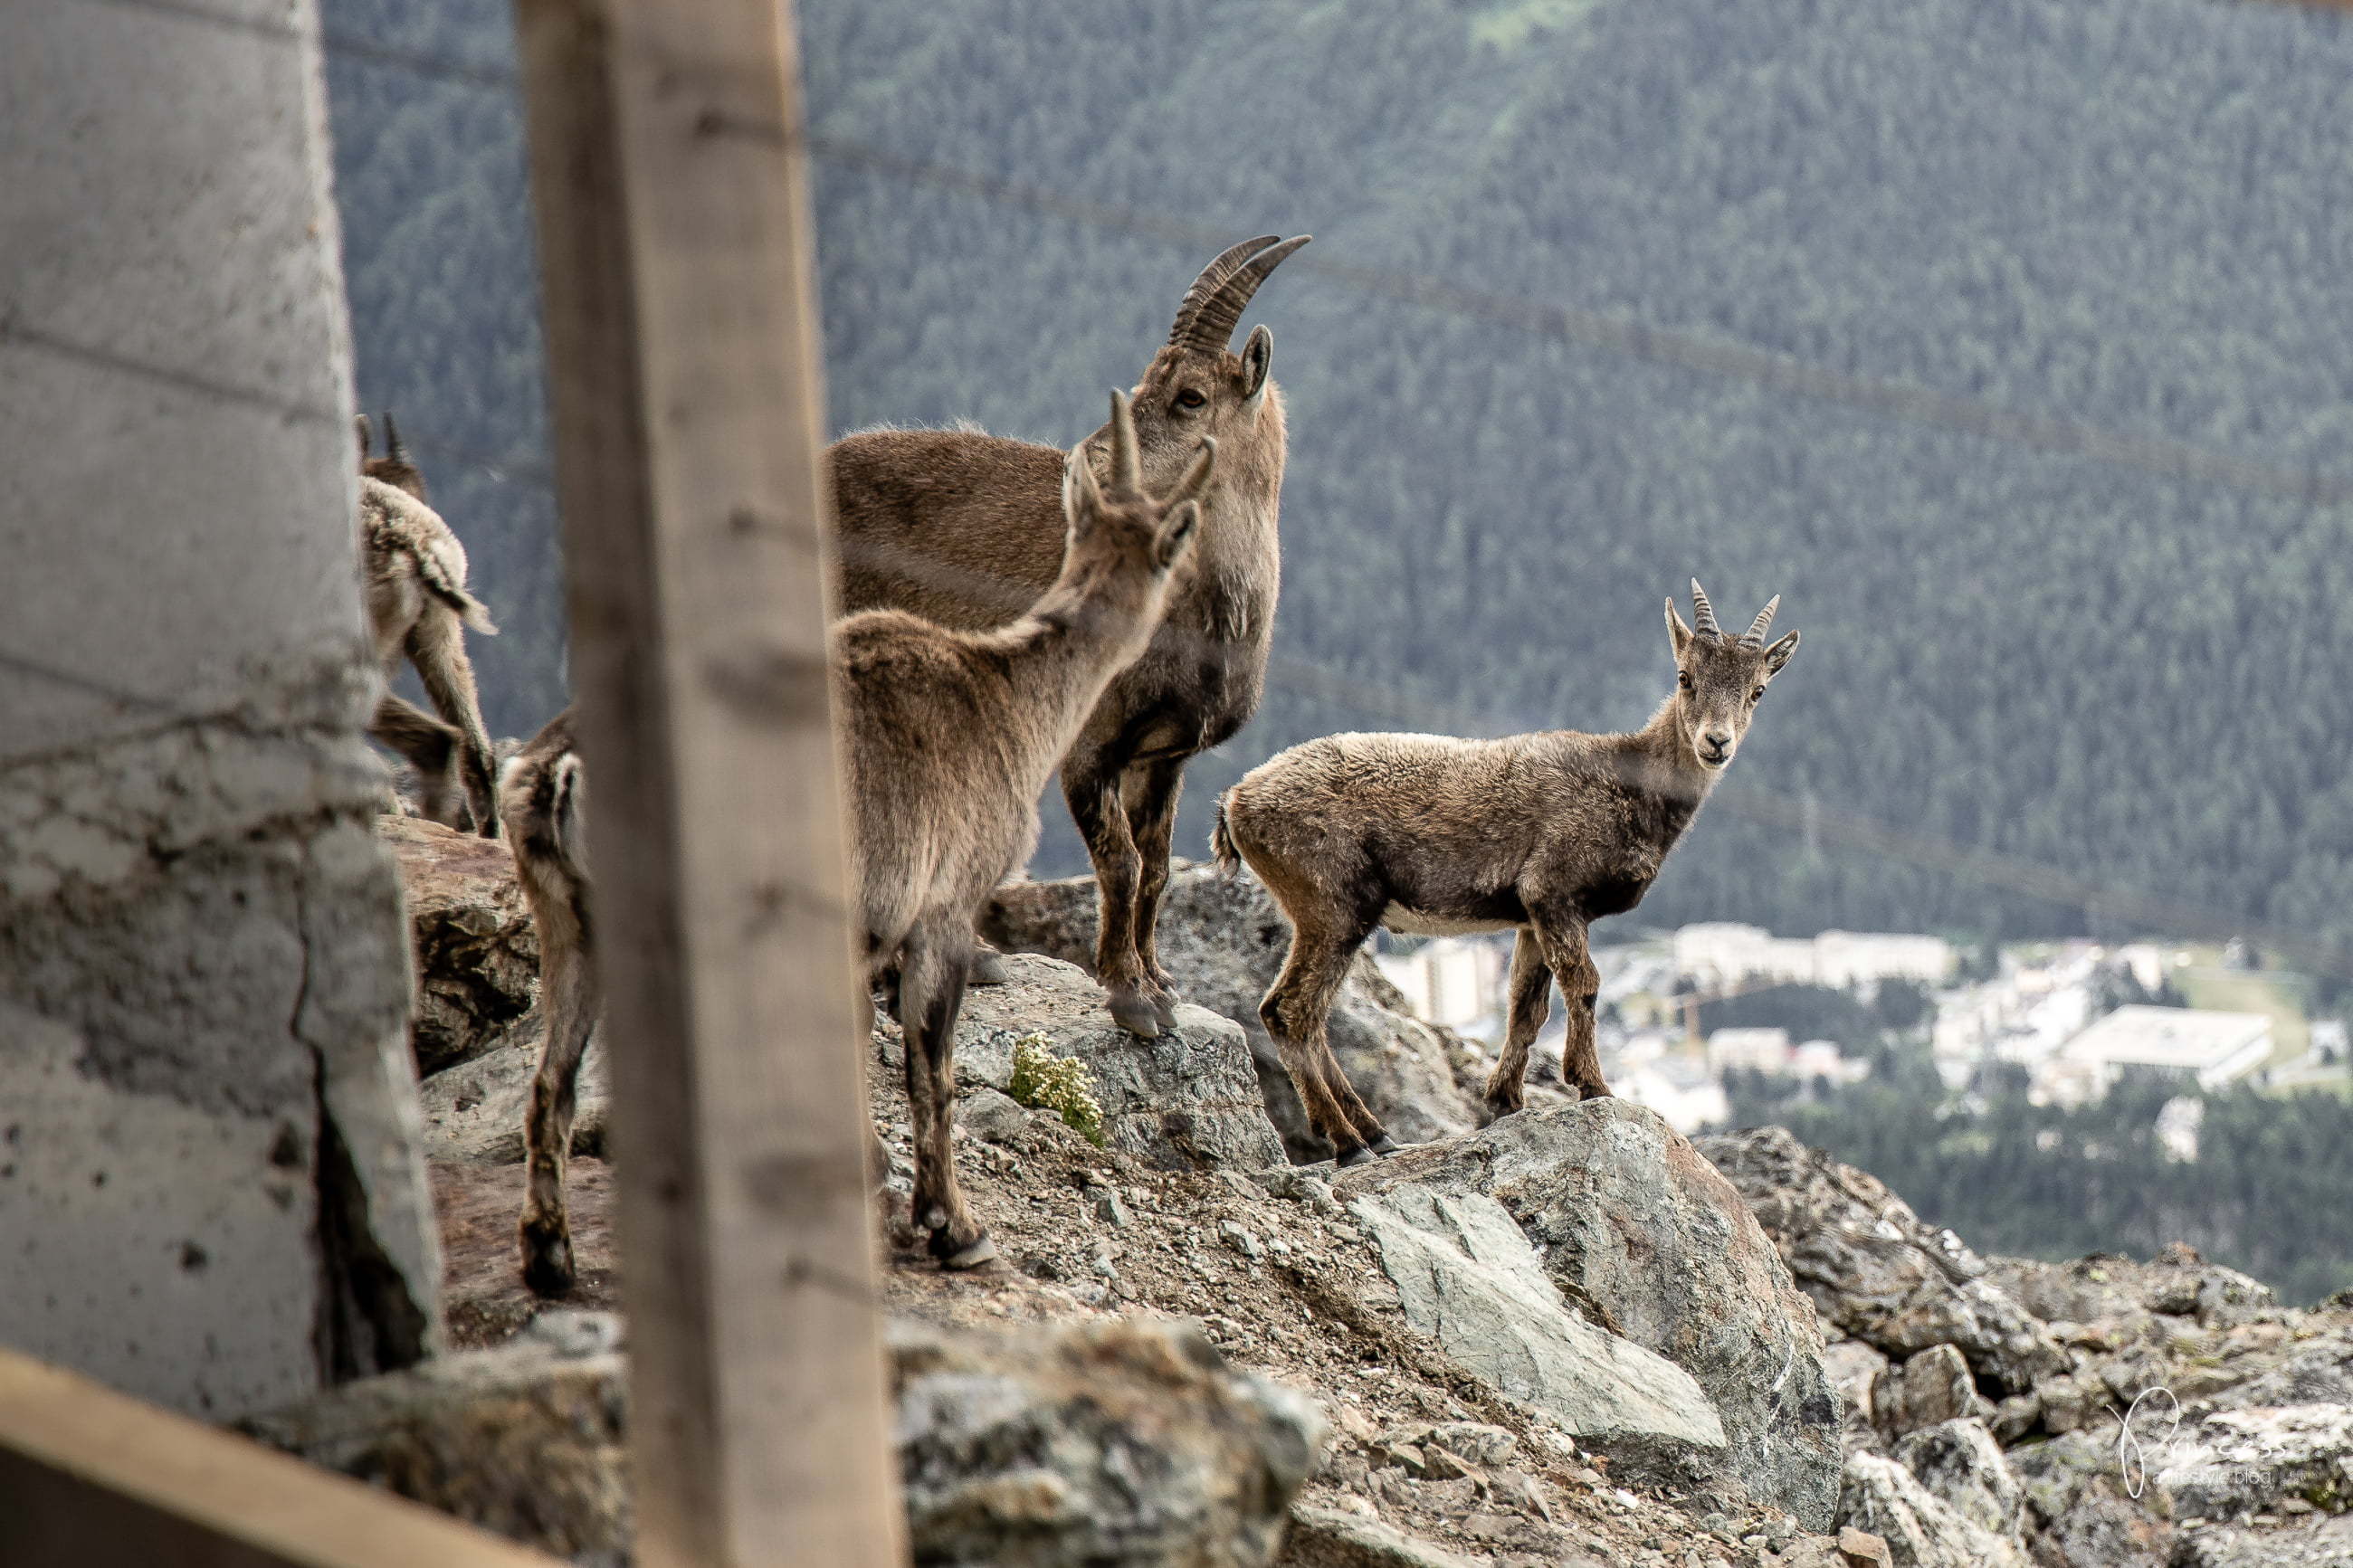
xmin=322 ymin=0 xmax=2353 ymax=950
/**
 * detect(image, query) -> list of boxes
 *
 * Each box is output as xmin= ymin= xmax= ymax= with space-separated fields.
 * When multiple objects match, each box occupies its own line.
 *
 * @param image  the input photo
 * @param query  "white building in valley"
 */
xmin=1673 ymin=923 xmax=1954 ymax=991
xmin=2042 ymin=1006 xmax=2273 ymax=1104
xmin=1375 ymin=936 xmax=1508 ymax=1032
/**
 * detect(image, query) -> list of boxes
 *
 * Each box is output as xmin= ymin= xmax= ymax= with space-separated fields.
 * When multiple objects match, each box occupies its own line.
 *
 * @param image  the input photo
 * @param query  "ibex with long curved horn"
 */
xmin=1212 ymin=583 xmax=1799 ymax=1164
xmin=513 ymin=394 xmax=1210 ymax=1291
xmin=831 ymin=236 xmax=1309 ymax=1037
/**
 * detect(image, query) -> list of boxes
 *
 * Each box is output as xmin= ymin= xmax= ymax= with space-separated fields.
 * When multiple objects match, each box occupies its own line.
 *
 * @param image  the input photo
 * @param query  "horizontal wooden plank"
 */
xmin=0 ymin=1348 xmax=560 ymax=1568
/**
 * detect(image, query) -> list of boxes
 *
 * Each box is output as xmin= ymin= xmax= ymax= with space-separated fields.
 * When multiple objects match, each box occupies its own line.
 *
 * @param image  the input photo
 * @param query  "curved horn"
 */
xmin=382 ymin=412 xmax=409 ymax=464
xmin=1108 ymin=389 xmax=1140 ymax=493
xmin=1168 ymin=437 xmax=1216 ymax=507
xmin=1178 ymin=235 xmax=1310 ymax=354
xmin=1740 ymin=596 xmax=1780 ymax=649
xmin=1167 ymin=236 xmax=1280 ymax=348
xmin=1689 ymin=579 xmax=1721 ymax=637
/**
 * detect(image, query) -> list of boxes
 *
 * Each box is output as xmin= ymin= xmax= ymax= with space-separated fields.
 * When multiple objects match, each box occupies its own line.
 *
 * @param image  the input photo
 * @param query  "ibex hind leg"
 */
xmin=898 ymin=918 xmax=995 ymax=1269
xmin=1122 ymin=755 xmax=1189 ymax=1030
xmin=1482 ymin=928 xmax=1554 ymax=1118
xmin=1260 ymin=922 xmax=1390 ymax=1165
xmin=371 ymin=693 xmax=463 ymax=828
xmin=519 ymin=940 xmax=597 ymax=1297
xmin=408 ymin=606 xmax=500 ymax=838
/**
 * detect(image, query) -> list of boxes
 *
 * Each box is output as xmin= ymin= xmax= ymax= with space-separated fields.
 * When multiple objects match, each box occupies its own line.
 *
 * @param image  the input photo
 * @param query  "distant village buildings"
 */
xmin=2041 ymin=1005 xmax=2272 ymax=1105
xmin=1672 ymin=923 xmax=1954 ymax=991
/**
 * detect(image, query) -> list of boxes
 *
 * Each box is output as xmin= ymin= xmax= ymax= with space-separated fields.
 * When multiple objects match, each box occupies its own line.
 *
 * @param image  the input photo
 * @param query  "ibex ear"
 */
xmin=1761 ymin=628 xmax=1799 ymax=677
xmin=1240 ymin=324 xmax=1273 ymax=403
xmin=1665 ymin=597 xmax=1693 ymax=660
xmin=1061 ymin=442 xmax=1101 ymax=532
xmin=1156 ymin=500 xmax=1200 ymax=569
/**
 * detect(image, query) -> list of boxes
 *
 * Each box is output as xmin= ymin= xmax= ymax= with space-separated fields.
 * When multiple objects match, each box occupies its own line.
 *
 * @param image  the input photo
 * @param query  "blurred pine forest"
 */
xmin=320 ymin=0 xmax=2353 ymax=952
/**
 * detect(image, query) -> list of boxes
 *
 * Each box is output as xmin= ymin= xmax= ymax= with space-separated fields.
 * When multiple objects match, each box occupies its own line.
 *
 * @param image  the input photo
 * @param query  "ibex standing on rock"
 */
xmin=510 ymin=394 xmax=1209 ymax=1290
xmin=1214 ymin=583 xmax=1799 ymax=1165
xmin=355 ymin=414 xmax=501 ymax=836
xmin=831 ymin=235 xmax=1308 ymax=1038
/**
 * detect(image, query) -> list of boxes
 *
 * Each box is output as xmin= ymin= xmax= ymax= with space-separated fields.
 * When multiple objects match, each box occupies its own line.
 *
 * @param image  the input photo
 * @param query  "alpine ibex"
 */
xmin=831 ymin=235 xmax=1307 ymax=1038
xmin=353 ymin=414 xmax=501 ymax=836
xmin=511 ymin=394 xmax=1209 ymax=1291
xmin=1213 ymin=583 xmax=1799 ymax=1164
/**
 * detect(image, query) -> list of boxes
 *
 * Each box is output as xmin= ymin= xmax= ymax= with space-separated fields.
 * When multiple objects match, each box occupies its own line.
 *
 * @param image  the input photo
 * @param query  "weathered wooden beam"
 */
xmin=0 ymin=1349 xmax=559 ymax=1568
xmin=510 ymin=2 xmax=905 ymax=1565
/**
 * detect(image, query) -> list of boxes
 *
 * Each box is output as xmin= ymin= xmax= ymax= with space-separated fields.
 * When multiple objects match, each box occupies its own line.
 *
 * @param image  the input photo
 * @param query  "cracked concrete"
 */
xmin=1 ymin=0 xmax=442 ymax=1419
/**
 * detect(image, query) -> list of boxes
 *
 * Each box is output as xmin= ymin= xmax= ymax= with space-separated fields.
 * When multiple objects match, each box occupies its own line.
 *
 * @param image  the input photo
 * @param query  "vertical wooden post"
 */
xmin=510 ymin=4 xmax=904 ymax=1565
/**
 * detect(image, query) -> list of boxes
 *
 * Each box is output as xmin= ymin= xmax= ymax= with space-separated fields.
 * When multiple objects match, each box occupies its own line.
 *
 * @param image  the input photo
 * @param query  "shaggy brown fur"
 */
xmin=500 ymin=708 xmax=593 ymax=1297
xmin=830 ymin=236 xmax=1307 ymax=1038
xmin=510 ymin=394 xmax=1208 ymax=1290
xmin=1213 ymin=583 xmax=1799 ymax=1164
xmin=354 ymin=415 xmax=500 ymax=835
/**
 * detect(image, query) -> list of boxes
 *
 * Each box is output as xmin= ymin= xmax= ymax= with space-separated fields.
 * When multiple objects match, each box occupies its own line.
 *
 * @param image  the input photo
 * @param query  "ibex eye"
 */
xmin=1175 ymin=389 xmax=1206 ymax=411
xmin=1751 ymin=686 xmax=1766 ymax=701
xmin=1677 ymin=671 xmax=1692 ymax=691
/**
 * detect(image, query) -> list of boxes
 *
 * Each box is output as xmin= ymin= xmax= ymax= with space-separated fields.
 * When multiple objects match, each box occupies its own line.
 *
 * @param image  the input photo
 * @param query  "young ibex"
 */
xmin=510 ymin=394 xmax=1209 ymax=1292
xmin=1213 ymin=583 xmax=1799 ymax=1164
xmin=830 ymin=235 xmax=1308 ymax=1038
xmin=354 ymin=414 xmax=502 ymax=835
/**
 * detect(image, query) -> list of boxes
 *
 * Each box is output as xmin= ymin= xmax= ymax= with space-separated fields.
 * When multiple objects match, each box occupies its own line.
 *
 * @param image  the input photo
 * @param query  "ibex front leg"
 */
xmin=1062 ymin=741 xmax=1158 ymax=1038
xmin=1121 ymin=754 xmax=1189 ymax=1030
xmin=1527 ymin=908 xmax=1607 ymax=1100
xmin=893 ymin=917 xmax=994 ymax=1268
xmin=519 ymin=930 xmax=598 ymax=1297
xmin=1482 ymin=927 xmax=1555 ymax=1117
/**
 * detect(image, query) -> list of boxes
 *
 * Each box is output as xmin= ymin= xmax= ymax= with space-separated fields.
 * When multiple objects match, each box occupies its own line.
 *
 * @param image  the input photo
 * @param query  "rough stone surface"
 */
xmin=379 ymin=814 xmax=537 ymax=1076
xmin=1838 ymin=1451 xmax=2026 ymax=1568
xmin=243 ymin=1312 xmax=630 ymax=1566
xmin=418 ymin=1011 xmax=606 ymax=1169
xmin=911 ymin=952 xmax=1288 ymax=1174
xmin=1348 ymin=1103 xmax=1843 ymax=1529
xmin=1822 ymin=1338 xmax=1891 ymax=1455
xmin=2156 ymin=1404 xmax=2353 ymax=1521
xmin=1696 ymin=1126 xmax=2067 ymax=1395
xmin=1987 ymin=1244 xmax=2275 ymax=1331
xmin=1344 ymin=1180 xmax=1727 ymax=1474
xmin=893 ymin=1315 xmax=1324 ymax=1567
xmin=2008 ymin=1428 xmax=2179 ymax=1568
xmin=1877 ymin=1345 xmax=1986 ymax=1441
xmin=985 ymin=868 xmax=1482 ymax=1161
xmin=1891 ymin=1418 xmax=2021 ymax=1538
xmin=1277 ymin=1505 xmax=1481 ymax=1567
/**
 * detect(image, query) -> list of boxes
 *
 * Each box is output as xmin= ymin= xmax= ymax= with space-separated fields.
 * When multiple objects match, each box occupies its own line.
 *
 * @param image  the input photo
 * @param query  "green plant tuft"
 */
xmin=1008 ymin=1033 xmax=1107 ymax=1147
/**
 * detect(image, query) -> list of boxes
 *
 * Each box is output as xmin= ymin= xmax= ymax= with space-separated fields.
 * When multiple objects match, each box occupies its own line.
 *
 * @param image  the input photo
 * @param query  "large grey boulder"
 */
xmin=382 ymin=814 xmax=539 ymax=1077
xmin=418 ymin=1010 xmax=607 ymax=1168
xmin=1346 ymin=1102 xmax=1843 ymax=1529
xmin=1696 ymin=1126 xmax=2067 ymax=1396
xmin=1838 ymin=1452 xmax=2027 ymax=1568
xmin=1277 ymin=1506 xmax=1481 ymax=1567
xmin=2155 ymin=1405 xmax=2353 ymax=1523
xmin=1891 ymin=1419 xmax=2021 ymax=1539
xmin=893 ymin=1315 xmax=1323 ymax=1567
xmin=923 ymin=952 xmax=1287 ymax=1173
xmin=985 ymin=868 xmax=1481 ymax=1162
xmin=1343 ymin=1180 xmax=1727 ymax=1478
xmin=242 ymin=1311 xmax=632 ymax=1567
xmin=251 ymin=1311 xmax=1321 ymax=1567
xmin=2009 ymin=1429 xmax=2177 ymax=1568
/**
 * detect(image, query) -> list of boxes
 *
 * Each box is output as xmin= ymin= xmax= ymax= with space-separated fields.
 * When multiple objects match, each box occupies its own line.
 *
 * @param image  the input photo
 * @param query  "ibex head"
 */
xmin=1664 ymin=579 xmax=1799 ymax=770
xmin=355 ymin=410 xmax=429 ymax=502
xmin=1062 ymin=389 xmax=1213 ymax=595
xmin=1083 ymin=235 xmax=1308 ymax=500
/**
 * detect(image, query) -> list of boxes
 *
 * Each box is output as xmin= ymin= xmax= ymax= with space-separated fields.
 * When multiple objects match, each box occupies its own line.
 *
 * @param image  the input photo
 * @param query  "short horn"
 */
xmin=1179 ymin=235 xmax=1310 ymax=354
xmin=382 ymin=412 xmax=409 ymax=464
xmin=1740 ymin=596 xmax=1780 ymax=649
xmin=1169 ymin=437 xmax=1216 ymax=506
xmin=354 ymin=413 xmax=373 ymax=463
xmin=1689 ymin=578 xmax=1721 ymax=637
xmin=1167 ymin=236 xmax=1281 ymax=348
xmin=1108 ymin=389 xmax=1140 ymax=493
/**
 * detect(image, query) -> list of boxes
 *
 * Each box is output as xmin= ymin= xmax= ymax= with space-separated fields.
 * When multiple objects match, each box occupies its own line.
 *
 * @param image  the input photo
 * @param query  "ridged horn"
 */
xmin=1176 ymin=235 xmax=1310 ymax=354
xmin=1690 ymin=579 xmax=1722 ymax=638
xmin=1108 ymin=388 xmax=1140 ymax=493
xmin=1167 ymin=236 xmax=1281 ymax=348
xmin=1740 ymin=596 xmax=1780 ymax=649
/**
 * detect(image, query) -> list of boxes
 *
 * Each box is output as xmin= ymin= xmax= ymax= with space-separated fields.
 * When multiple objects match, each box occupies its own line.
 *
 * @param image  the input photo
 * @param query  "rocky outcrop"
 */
xmin=910 ymin=952 xmax=1287 ymax=1174
xmin=250 ymin=1310 xmax=1320 ymax=1568
xmin=1346 ymin=1102 xmax=1843 ymax=1529
xmin=1837 ymin=1451 xmax=2026 ymax=1568
xmin=985 ymin=867 xmax=1482 ymax=1162
xmin=1343 ymin=1180 xmax=1729 ymax=1477
xmin=1891 ymin=1419 xmax=2021 ymax=1538
xmin=418 ymin=1010 xmax=606 ymax=1168
xmin=380 ymin=814 xmax=538 ymax=1077
xmin=1694 ymin=1126 xmax=2066 ymax=1396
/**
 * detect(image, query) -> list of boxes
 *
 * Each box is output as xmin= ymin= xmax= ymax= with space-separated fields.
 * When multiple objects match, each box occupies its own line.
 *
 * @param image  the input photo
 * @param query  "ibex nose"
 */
xmin=1698 ymin=730 xmax=1734 ymax=765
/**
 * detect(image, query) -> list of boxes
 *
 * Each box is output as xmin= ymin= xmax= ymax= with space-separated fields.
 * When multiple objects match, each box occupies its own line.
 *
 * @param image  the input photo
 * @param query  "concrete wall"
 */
xmin=0 ymin=0 xmax=442 ymax=1418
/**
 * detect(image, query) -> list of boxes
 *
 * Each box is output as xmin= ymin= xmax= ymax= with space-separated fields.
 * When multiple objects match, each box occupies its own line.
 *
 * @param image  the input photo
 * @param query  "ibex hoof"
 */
xmin=1148 ymin=992 xmax=1179 ymax=1031
xmin=1108 ymin=993 xmax=1162 ymax=1039
xmin=1367 ymin=1133 xmax=1404 ymax=1156
xmin=1333 ymin=1144 xmax=1381 ymax=1170
xmin=967 ymin=948 xmax=1010 ymax=986
xmin=519 ymin=1224 xmax=576 ymax=1299
xmin=1572 ymin=1081 xmax=1614 ymax=1102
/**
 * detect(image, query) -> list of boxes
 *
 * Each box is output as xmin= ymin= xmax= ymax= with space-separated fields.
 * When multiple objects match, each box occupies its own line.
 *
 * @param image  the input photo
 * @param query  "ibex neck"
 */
xmin=1611 ymin=697 xmax=1721 ymax=809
